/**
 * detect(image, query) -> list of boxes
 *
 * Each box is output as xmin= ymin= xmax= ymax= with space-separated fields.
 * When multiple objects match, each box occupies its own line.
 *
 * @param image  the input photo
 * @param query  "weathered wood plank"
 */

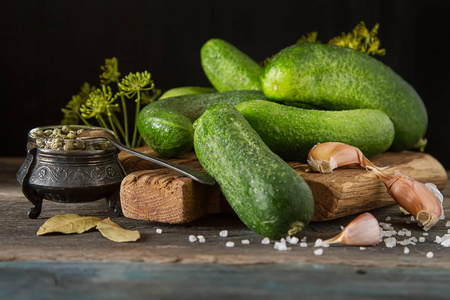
xmin=1 ymin=261 xmax=449 ymax=300
xmin=119 ymin=150 xmax=447 ymax=223
xmin=1 ymin=157 xmax=450 ymax=269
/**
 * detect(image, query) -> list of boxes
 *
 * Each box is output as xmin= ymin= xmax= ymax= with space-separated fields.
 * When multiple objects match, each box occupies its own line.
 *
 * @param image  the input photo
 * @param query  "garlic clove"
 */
xmin=322 ymin=213 xmax=381 ymax=246
xmin=307 ymin=142 xmax=385 ymax=173
xmin=369 ymin=167 xmax=444 ymax=231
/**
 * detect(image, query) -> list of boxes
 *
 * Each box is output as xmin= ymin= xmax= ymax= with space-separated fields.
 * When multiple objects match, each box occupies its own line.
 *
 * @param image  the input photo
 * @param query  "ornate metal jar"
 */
xmin=16 ymin=125 xmax=126 ymax=218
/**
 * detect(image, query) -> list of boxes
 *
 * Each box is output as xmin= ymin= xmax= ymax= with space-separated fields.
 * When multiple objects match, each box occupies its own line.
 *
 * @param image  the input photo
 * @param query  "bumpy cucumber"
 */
xmin=201 ymin=38 xmax=263 ymax=91
xmin=138 ymin=90 xmax=268 ymax=157
xmin=137 ymin=107 xmax=193 ymax=158
xmin=159 ymin=86 xmax=216 ymax=100
xmin=261 ymin=42 xmax=428 ymax=151
xmin=235 ymin=100 xmax=395 ymax=161
xmin=193 ymin=103 xmax=314 ymax=239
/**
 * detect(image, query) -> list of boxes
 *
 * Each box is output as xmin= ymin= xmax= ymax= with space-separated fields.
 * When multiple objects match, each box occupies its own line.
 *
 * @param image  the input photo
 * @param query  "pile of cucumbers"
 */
xmin=137 ymin=38 xmax=428 ymax=239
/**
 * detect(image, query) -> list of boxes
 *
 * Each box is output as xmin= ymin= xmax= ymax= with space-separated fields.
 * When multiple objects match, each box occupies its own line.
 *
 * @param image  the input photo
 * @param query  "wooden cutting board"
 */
xmin=118 ymin=147 xmax=447 ymax=223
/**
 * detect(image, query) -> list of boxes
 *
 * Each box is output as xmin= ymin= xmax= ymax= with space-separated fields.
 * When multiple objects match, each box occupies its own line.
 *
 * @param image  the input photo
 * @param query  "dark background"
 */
xmin=2 ymin=0 xmax=449 ymax=169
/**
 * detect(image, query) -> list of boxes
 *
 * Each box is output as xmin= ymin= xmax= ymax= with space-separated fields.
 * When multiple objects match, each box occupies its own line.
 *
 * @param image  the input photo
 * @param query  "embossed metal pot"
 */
xmin=16 ymin=125 xmax=126 ymax=218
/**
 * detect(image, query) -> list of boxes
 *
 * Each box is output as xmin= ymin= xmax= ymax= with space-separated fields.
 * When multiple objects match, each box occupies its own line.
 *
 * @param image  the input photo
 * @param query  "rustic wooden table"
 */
xmin=1 ymin=156 xmax=449 ymax=299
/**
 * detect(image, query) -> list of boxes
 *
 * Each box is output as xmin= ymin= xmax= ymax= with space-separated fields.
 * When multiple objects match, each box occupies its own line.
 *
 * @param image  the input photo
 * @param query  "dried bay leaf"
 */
xmin=96 ymin=218 xmax=140 ymax=242
xmin=37 ymin=214 xmax=103 ymax=236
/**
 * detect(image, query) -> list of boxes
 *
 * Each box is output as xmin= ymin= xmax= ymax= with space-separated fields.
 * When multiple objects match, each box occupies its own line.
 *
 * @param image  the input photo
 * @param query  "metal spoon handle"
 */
xmin=108 ymin=139 xmax=216 ymax=186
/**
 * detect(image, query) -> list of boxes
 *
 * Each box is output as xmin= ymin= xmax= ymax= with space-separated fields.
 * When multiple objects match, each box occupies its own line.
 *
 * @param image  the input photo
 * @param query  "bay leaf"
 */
xmin=37 ymin=214 xmax=103 ymax=236
xmin=96 ymin=218 xmax=140 ymax=242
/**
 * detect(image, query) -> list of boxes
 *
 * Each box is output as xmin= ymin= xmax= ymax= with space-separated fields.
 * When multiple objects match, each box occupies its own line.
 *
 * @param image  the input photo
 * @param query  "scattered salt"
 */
xmin=156 ymin=228 xmax=162 ymax=234
xmin=359 ymin=247 xmax=366 ymax=251
xmin=274 ymin=241 xmax=291 ymax=251
xmin=385 ymin=216 xmax=391 ymax=222
xmin=441 ymin=239 xmax=450 ymax=247
xmin=188 ymin=235 xmax=197 ymax=242
xmin=423 ymin=233 xmax=429 ymax=236
xmin=301 ymin=237 xmax=307 ymax=242
xmin=225 ymin=241 xmax=235 ymax=248
xmin=419 ymin=237 xmax=425 ymax=243
xmin=197 ymin=235 xmax=205 ymax=243
xmin=286 ymin=236 xmax=299 ymax=245
xmin=314 ymin=248 xmax=323 ymax=256
xmin=241 ymin=239 xmax=250 ymax=245
xmin=314 ymin=239 xmax=323 ymax=247
xmin=261 ymin=237 xmax=270 ymax=245
xmin=398 ymin=237 xmax=418 ymax=246
xmin=446 ymin=220 xmax=450 ymax=227
xmin=219 ymin=230 xmax=228 ymax=237
xmin=404 ymin=247 xmax=410 ymax=254
xmin=426 ymin=251 xmax=434 ymax=258
xmin=299 ymin=242 xmax=308 ymax=248
xmin=382 ymin=230 xmax=397 ymax=237
xmin=384 ymin=237 xmax=397 ymax=248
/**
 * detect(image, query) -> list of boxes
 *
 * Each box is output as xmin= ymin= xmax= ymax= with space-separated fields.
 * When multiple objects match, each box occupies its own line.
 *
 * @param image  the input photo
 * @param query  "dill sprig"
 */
xmin=262 ymin=21 xmax=386 ymax=66
xmin=60 ymin=58 xmax=159 ymax=148
xmin=328 ymin=21 xmax=386 ymax=56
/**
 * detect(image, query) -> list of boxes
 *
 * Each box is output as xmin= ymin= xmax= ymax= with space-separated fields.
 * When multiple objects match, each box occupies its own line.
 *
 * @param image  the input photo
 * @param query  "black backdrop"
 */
xmin=2 ymin=0 xmax=449 ymax=169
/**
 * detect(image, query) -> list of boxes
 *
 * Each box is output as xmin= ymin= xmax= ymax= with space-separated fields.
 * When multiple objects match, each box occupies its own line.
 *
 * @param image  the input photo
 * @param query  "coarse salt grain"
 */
xmin=189 ymin=235 xmax=197 ymax=242
xmin=197 ymin=235 xmax=205 ymax=243
xmin=423 ymin=232 xmax=429 ymax=236
xmin=274 ymin=241 xmax=291 ymax=251
xmin=314 ymin=248 xmax=323 ymax=256
xmin=225 ymin=241 xmax=235 ymax=248
xmin=382 ymin=230 xmax=397 ymax=237
xmin=441 ymin=239 xmax=450 ymax=247
xmin=261 ymin=237 xmax=270 ymax=244
xmin=398 ymin=237 xmax=417 ymax=246
xmin=156 ymin=228 xmax=162 ymax=234
xmin=385 ymin=216 xmax=391 ymax=221
xmin=384 ymin=237 xmax=397 ymax=248
xmin=241 ymin=239 xmax=250 ymax=245
xmin=287 ymin=236 xmax=299 ymax=245
xmin=219 ymin=230 xmax=228 ymax=237
xmin=419 ymin=237 xmax=425 ymax=242
xmin=300 ymin=242 xmax=308 ymax=248
xmin=445 ymin=220 xmax=450 ymax=227
xmin=404 ymin=247 xmax=410 ymax=254
xmin=426 ymin=251 xmax=434 ymax=258
xmin=301 ymin=237 xmax=307 ymax=242
xmin=314 ymin=239 xmax=323 ymax=247
xmin=359 ymin=247 xmax=366 ymax=250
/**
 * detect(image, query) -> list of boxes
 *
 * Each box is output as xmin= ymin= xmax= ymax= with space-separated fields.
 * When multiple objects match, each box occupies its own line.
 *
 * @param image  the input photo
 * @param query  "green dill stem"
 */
xmin=77 ymin=112 xmax=92 ymax=126
xmin=119 ymin=92 xmax=129 ymax=147
xmin=131 ymin=91 xmax=141 ymax=148
xmin=106 ymin=110 xmax=119 ymax=142
xmin=111 ymin=112 xmax=127 ymax=145
xmin=96 ymin=114 xmax=110 ymax=130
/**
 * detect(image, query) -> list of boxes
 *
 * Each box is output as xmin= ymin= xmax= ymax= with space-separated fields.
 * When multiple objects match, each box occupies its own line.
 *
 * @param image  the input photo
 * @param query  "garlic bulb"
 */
xmin=307 ymin=142 xmax=385 ymax=173
xmin=369 ymin=167 xmax=444 ymax=231
xmin=322 ymin=213 xmax=381 ymax=246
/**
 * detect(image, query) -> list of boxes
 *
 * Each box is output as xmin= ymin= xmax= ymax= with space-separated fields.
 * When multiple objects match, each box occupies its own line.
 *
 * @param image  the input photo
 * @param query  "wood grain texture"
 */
xmin=1 ymin=157 xmax=450 ymax=268
xmin=119 ymin=149 xmax=447 ymax=223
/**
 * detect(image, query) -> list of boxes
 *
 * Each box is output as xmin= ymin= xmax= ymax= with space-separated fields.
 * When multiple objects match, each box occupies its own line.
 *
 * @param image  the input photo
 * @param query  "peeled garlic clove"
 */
xmin=322 ymin=213 xmax=381 ymax=246
xmin=307 ymin=142 xmax=384 ymax=173
xmin=369 ymin=167 xmax=444 ymax=231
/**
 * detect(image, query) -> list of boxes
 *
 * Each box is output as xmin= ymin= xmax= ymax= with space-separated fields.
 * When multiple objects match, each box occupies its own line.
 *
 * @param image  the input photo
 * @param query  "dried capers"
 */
xmin=30 ymin=126 xmax=111 ymax=151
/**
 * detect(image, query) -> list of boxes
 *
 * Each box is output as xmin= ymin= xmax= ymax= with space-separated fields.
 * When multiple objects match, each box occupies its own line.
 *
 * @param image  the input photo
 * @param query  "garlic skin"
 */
xmin=322 ymin=213 xmax=381 ymax=246
xmin=307 ymin=142 xmax=384 ymax=173
xmin=369 ymin=167 xmax=444 ymax=231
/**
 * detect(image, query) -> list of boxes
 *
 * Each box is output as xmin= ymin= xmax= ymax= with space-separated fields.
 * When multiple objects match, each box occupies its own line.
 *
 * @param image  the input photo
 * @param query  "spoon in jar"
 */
xmin=77 ymin=129 xmax=216 ymax=185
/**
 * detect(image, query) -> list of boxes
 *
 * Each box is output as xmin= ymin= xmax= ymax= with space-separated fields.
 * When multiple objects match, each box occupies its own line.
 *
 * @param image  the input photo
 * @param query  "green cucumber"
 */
xmin=261 ymin=42 xmax=428 ymax=151
xmin=138 ymin=90 xmax=268 ymax=157
xmin=201 ymin=38 xmax=263 ymax=92
xmin=193 ymin=103 xmax=314 ymax=239
xmin=236 ymin=100 xmax=395 ymax=161
xmin=159 ymin=86 xmax=216 ymax=100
